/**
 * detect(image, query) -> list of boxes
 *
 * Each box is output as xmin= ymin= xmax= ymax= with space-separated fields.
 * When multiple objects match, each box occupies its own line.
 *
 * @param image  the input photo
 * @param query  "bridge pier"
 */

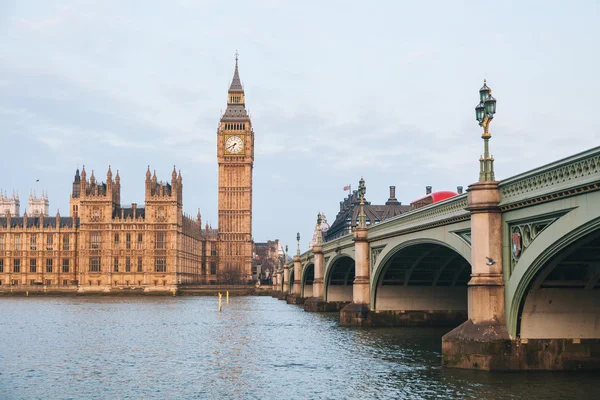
xmin=442 ymin=181 xmax=512 ymax=370
xmin=287 ymin=255 xmax=305 ymax=304
xmin=304 ymin=244 xmax=329 ymax=311
xmin=340 ymin=226 xmax=372 ymax=325
xmin=271 ymin=270 xmax=281 ymax=298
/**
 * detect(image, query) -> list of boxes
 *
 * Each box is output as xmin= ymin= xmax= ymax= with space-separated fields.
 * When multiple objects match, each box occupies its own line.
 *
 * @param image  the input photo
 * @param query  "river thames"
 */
xmin=1 ymin=296 xmax=598 ymax=400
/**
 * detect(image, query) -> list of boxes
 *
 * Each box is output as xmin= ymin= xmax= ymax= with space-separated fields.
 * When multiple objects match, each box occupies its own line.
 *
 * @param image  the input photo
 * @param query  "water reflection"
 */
xmin=0 ymin=297 xmax=599 ymax=399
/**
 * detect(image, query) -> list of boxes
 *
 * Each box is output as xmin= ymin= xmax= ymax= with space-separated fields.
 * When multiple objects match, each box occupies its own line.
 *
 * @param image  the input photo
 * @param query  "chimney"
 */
xmin=457 ymin=186 xmax=463 ymax=194
xmin=132 ymin=203 xmax=137 ymax=219
xmin=426 ymin=186 xmax=432 ymax=195
xmin=385 ymin=185 xmax=400 ymax=205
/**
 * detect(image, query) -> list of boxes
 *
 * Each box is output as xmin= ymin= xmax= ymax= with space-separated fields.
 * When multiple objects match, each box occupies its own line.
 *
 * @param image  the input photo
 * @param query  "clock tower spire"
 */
xmin=217 ymin=53 xmax=255 ymax=282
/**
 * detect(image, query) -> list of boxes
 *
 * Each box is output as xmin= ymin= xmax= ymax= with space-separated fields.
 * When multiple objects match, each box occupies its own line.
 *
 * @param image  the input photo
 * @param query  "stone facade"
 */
xmin=0 ymin=191 xmax=20 ymax=216
xmin=217 ymin=56 xmax=254 ymax=282
xmin=28 ymin=192 xmax=49 ymax=217
xmin=0 ymin=166 xmax=221 ymax=291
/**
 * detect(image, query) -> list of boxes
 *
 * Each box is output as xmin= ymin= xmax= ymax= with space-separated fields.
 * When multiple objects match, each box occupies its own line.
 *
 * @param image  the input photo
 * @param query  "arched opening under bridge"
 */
xmin=373 ymin=242 xmax=470 ymax=326
xmin=324 ymin=256 xmax=355 ymax=302
xmin=302 ymin=263 xmax=314 ymax=298
xmin=518 ymin=229 xmax=600 ymax=339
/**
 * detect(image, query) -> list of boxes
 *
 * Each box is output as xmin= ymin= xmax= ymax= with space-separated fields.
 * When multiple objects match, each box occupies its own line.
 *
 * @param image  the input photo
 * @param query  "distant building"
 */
xmin=309 ymin=212 xmax=329 ymax=249
xmin=325 ymin=186 xmax=410 ymax=242
xmin=28 ymin=191 xmax=49 ymax=217
xmin=0 ymin=191 xmax=20 ymax=216
xmin=253 ymin=240 xmax=284 ymax=283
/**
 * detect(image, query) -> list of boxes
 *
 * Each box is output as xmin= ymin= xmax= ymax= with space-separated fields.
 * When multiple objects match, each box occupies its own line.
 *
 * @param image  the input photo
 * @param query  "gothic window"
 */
xmin=30 ymin=259 xmax=36 ymax=273
xmin=46 ymin=259 xmax=52 ymax=273
xmin=125 ymin=257 xmax=131 ymax=272
xmin=114 ymin=233 xmax=119 ymax=247
xmin=154 ymin=257 xmax=167 ymax=272
xmin=13 ymin=259 xmax=20 ymax=273
xmin=90 ymin=232 xmax=101 ymax=249
xmin=63 ymin=235 xmax=70 ymax=251
xmin=46 ymin=235 xmax=53 ymax=251
xmin=62 ymin=259 xmax=70 ymax=273
xmin=0 ymin=235 xmax=4 ymax=250
xmin=90 ymin=257 xmax=101 ymax=272
xmin=137 ymin=233 xmax=143 ymax=249
xmin=126 ymin=234 xmax=131 ymax=249
xmin=155 ymin=232 xmax=167 ymax=250
xmin=0 ymin=259 xmax=3 ymax=273
xmin=137 ymin=257 xmax=142 ymax=272
xmin=114 ymin=257 xmax=119 ymax=272
xmin=211 ymin=243 xmax=217 ymax=256
xmin=30 ymin=235 xmax=37 ymax=251
xmin=14 ymin=235 xmax=21 ymax=251
xmin=210 ymin=262 xmax=217 ymax=275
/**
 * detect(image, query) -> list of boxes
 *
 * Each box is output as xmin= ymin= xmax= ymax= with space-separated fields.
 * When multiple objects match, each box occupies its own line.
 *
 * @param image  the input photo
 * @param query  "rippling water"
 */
xmin=1 ymin=296 xmax=599 ymax=399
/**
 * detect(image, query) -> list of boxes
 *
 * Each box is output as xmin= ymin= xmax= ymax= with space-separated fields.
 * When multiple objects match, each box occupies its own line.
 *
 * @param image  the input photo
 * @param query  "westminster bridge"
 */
xmin=271 ymin=145 xmax=600 ymax=371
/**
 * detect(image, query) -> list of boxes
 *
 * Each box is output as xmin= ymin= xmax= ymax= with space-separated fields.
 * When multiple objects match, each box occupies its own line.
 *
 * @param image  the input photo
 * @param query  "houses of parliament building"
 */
xmin=0 ymin=58 xmax=255 ymax=291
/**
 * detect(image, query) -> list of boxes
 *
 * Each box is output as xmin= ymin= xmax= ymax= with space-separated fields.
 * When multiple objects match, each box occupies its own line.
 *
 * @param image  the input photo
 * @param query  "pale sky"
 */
xmin=1 ymin=0 xmax=599 ymax=252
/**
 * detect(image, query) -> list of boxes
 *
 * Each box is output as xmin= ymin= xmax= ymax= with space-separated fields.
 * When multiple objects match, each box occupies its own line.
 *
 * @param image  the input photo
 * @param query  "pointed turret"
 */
xmin=222 ymin=52 xmax=249 ymax=120
xmin=115 ymin=170 xmax=120 ymax=184
xmin=90 ymin=170 xmax=96 ymax=184
xmin=107 ymin=165 xmax=113 ymax=182
xmin=146 ymin=165 xmax=151 ymax=181
xmin=81 ymin=166 xmax=87 ymax=182
xmin=229 ymin=51 xmax=243 ymax=93
xmin=172 ymin=165 xmax=177 ymax=183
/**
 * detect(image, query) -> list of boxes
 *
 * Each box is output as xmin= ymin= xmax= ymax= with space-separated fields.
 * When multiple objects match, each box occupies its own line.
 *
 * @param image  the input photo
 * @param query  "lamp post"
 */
xmin=475 ymin=80 xmax=497 ymax=181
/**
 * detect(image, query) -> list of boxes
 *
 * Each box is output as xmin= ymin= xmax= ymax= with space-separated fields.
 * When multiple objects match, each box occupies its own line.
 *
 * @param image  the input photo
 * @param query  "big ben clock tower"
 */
xmin=217 ymin=54 xmax=254 ymax=281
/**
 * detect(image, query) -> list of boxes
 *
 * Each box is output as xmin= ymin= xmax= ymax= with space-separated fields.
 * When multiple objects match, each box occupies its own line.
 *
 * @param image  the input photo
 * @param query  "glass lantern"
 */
xmin=475 ymin=102 xmax=485 ymax=122
xmin=479 ymin=81 xmax=490 ymax=103
xmin=484 ymin=94 xmax=496 ymax=116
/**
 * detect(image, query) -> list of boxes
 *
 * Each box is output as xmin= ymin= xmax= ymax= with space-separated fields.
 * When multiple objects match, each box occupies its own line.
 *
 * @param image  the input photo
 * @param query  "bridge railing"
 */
xmin=367 ymin=193 xmax=469 ymax=240
xmin=498 ymin=146 xmax=600 ymax=209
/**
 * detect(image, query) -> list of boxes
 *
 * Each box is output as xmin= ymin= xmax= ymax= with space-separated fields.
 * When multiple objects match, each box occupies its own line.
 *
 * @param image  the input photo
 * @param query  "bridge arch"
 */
xmin=370 ymin=239 xmax=471 ymax=323
xmin=323 ymin=254 xmax=355 ymax=302
xmin=301 ymin=262 xmax=314 ymax=298
xmin=507 ymin=215 xmax=600 ymax=338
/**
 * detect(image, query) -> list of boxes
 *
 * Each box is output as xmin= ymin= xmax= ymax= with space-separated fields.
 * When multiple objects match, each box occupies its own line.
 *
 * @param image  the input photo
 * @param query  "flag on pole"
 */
xmin=343 ymin=185 xmax=351 ymax=191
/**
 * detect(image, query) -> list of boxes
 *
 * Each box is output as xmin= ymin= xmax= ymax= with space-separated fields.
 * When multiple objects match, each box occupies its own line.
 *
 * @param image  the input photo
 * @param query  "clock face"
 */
xmin=225 ymin=135 xmax=244 ymax=154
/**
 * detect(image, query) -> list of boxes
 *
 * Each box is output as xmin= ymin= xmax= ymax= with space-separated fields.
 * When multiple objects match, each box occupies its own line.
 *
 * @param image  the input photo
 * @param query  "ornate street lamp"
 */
xmin=296 ymin=232 xmax=301 ymax=256
xmin=475 ymin=80 xmax=497 ymax=181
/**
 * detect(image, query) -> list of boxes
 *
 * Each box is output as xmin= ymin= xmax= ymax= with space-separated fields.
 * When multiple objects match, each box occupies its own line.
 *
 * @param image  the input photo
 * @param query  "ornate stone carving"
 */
xmin=453 ymin=229 xmax=472 ymax=246
xmin=508 ymin=215 xmax=563 ymax=274
xmin=499 ymin=151 xmax=600 ymax=210
xmin=370 ymin=246 xmax=385 ymax=273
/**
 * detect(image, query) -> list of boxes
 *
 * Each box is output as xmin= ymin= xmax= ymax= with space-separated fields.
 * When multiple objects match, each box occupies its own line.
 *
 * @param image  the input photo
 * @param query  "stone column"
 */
xmin=340 ymin=227 xmax=372 ymax=325
xmin=442 ymin=181 xmax=510 ymax=370
xmin=304 ymin=245 xmax=327 ymax=311
xmin=293 ymin=255 xmax=302 ymax=295
xmin=312 ymin=245 xmax=324 ymax=298
xmin=286 ymin=255 xmax=305 ymax=304
xmin=282 ymin=263 xmax=290 ymax=296
xmin=271 ymin=270 xmax=279 ymax=297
